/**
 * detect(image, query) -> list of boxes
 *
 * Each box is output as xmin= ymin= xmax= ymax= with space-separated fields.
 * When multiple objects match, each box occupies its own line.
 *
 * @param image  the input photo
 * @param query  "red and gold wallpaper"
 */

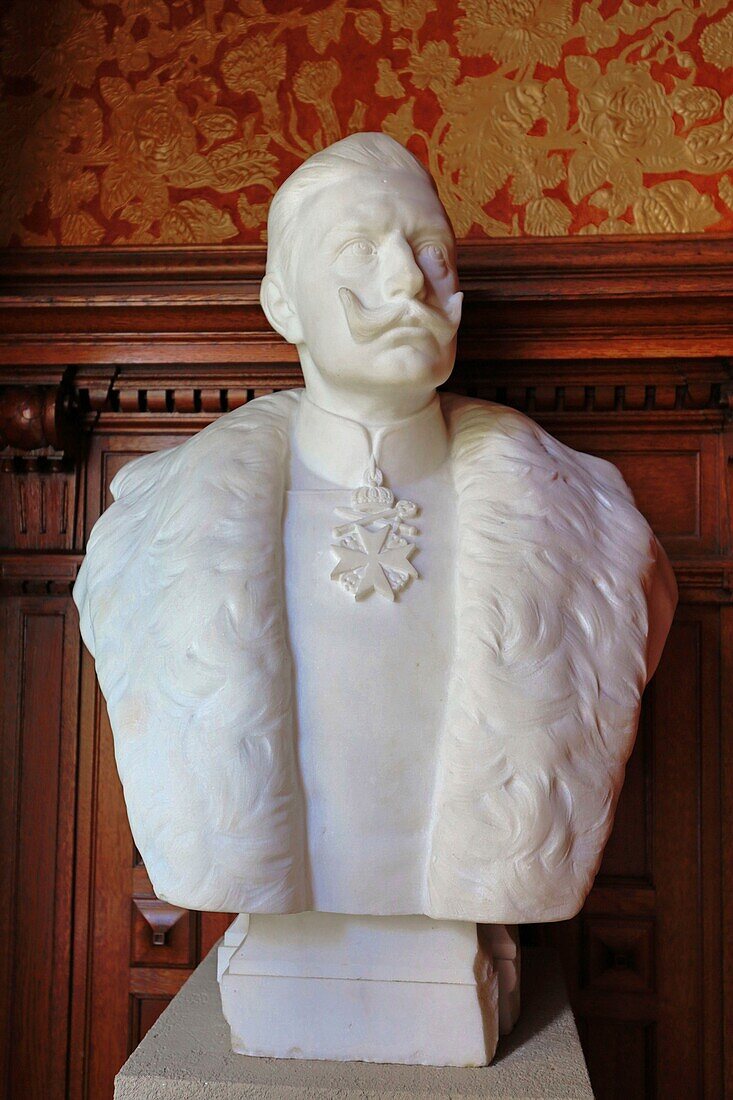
xmin=1 ymin=0 xmax=733 ymax=245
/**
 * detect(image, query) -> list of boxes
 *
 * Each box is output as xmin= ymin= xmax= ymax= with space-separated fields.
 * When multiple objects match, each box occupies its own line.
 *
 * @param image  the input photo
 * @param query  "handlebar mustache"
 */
xmin=338 ymin=287 xmax=463 ymax=347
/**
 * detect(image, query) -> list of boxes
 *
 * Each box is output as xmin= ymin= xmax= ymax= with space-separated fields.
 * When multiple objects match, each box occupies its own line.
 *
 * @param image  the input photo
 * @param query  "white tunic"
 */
xmin=283 ymin=394 xmax=456 ymax=914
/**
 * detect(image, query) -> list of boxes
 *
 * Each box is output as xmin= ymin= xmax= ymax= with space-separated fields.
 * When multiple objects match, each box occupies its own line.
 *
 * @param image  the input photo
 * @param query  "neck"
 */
xmin=292 ymin=389 xmax=449 ymax=487
xmin=299 ymin=358 xmax=437 ymax=423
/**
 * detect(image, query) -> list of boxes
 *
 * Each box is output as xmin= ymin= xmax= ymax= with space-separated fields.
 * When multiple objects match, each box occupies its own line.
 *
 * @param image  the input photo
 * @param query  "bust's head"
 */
xmin=261 ymin=133 xmax=463 ymax=419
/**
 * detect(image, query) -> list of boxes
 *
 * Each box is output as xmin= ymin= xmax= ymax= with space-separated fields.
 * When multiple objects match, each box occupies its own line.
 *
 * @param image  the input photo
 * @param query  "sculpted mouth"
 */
xmin=338 ymin=286 xmax=463 ymax=346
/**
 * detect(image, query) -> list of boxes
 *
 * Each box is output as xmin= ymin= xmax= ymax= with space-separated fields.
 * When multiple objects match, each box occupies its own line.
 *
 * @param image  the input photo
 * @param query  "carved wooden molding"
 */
xmin=0 ymin=369 xmax=728 ymax=437
xmin=54 ymin=357 xmax=729 ymax=433
xmin=0 ymin=383 xmax=82 ymax=463
xmin=0 ymin=236 xmax=732 ymax=366
xmin=93 ymin=373 xmax=731 ymax=427
xmin=669 ymin=560 xmax=733 ymax=602
xmin=2 ymin=235 xmax=731 ymax=291
xmin=0 ymin=552 xmax=83 ymax=594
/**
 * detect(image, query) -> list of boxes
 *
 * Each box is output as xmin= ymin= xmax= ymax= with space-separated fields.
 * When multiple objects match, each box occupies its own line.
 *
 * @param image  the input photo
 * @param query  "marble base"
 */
xmin=114 ymin=943 xmax=593 ymax=1099
xmin=218 ymin=914 xmax=501 ymax=1066
xmin=480 ymin=923 xmax=521 ymax=1035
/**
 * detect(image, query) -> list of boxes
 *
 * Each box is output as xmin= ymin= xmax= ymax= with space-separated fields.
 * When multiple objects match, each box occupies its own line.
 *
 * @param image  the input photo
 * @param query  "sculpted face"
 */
xmin=265 ymin=166 xmax=463 ymax=418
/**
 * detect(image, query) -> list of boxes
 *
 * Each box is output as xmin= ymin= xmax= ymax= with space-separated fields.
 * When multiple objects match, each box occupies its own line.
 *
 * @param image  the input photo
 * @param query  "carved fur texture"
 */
xmin=427 ymin=395 xmax=654 ymax=921
xmin=75 ymin=391 xmax=308 ymax=912
xmin=75 ymin=390 xmax=658 ymax=919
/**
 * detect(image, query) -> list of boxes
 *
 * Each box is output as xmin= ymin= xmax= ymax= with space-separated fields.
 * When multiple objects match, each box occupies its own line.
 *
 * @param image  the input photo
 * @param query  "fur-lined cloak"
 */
xmin=74 ymin=390 xmax=669 ymax=922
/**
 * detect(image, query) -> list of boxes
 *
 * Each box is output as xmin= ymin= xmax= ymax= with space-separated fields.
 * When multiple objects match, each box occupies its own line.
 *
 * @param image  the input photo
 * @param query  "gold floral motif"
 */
xmin=109 ymin=82 xmax=198 ymax=176
xmin=354 ymin=10 xmax=383 ymax=44
xmin=306 ymin=0 xmax=346 ymax=54
xmin=456 ymin=0 xmax=572 ymax=67
xmin=699 ymin=12 xmax=733 ymax=70
xmin=524 ymin=196 xmax=572 ymax=236
xmin=382 ymin=101 xmax=416 ymax=147
xmin=195 ymin=107 xmax=239 ymax=146
xmin=719 ymin=174 xmax=733 ymax=213
xmin=1 ymin=1 xmax=110 ymax=93
xmin=293 ymin=59 xmax=341 ymax=104
xmin=0 ymin=0 xmax=732 ymax=244
xmin=61 ymin=210 xmax=106 ymax=245
xmin=685 ymin=114 xmax=733 ymax=174
xmin=381 ymin=0 xmax=437 ymax=33
xmin=408 ymin=42 xmax=460 ymax=94
xmin=576 ymin=63 xmax=675 ymax=159
xmin=669 ymin=86 xmax=722 ymax=125
xmin=576 ymin=4 xmax=618 ymax=52
xmin=292 ymin=60 xmax=342 ymax=145
xmin=376 ymin=59 xmax=406 ymax=99
xmin=0 ymin=95 xmax=104 ymax=241
xmin=159 ymin=199 xmax=238 ymax=244
xmin=633 ymin=181 xmax=720 ymax=233
xmin=221 ymin=35 xmax=286 ymax=97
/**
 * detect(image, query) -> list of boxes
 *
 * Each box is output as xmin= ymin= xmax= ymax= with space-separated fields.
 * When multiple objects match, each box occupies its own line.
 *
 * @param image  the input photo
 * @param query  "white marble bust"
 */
xmin=74 ymin=133 xmax=677 ymax=1065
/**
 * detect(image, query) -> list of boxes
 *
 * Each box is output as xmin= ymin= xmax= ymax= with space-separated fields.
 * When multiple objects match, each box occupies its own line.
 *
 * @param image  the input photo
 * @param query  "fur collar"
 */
xmin=75 ymin=389 xmax=656 ymax=921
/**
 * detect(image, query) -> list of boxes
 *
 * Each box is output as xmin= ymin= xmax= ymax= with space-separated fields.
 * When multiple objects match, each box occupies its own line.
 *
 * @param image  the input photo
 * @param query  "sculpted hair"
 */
xmin=264 ymin=132 xmax=437 ymax=290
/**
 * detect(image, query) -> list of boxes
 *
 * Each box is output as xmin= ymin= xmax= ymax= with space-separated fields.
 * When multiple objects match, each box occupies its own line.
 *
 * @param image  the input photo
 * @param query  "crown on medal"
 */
xmin=351 ymin=456 xmax=395 ymax=513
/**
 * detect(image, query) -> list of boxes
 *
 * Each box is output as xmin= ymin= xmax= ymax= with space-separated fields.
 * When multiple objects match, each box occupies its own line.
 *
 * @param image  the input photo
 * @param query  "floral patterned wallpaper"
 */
xmin=1 ymin=0 xmax=733 ymax=245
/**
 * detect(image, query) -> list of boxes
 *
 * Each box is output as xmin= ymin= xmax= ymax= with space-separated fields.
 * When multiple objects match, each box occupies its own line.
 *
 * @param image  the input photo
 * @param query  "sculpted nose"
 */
xmin=382 ymin=237 xmax=425 ymax=301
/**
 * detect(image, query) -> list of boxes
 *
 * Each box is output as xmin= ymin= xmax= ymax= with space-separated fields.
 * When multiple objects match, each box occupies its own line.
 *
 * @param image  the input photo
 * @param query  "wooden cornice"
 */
xmin=455 ymin=234 xmax=733 ymax=296
xmin=63 ymin=358 xmax=729 ymax=435
xmin=2 ymin=233 xmax=732 ymax=293
xmin=0 ymin=235 xmax=731 ymax=367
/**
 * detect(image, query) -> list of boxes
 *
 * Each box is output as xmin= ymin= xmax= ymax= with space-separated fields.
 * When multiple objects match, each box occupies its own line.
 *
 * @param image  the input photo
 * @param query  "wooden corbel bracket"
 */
xmin=0 ymin=384 xmax=82 ymax=463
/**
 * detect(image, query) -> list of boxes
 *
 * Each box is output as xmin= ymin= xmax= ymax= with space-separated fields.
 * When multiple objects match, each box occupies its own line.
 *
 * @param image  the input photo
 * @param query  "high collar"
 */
xmin=292 ymin=391 xmax=449 ymax=488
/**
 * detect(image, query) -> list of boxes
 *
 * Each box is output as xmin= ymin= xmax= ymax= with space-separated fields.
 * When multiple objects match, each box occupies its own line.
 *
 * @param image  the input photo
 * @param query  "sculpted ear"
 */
xmin=260 ymin=273 xmax=304 ymax=345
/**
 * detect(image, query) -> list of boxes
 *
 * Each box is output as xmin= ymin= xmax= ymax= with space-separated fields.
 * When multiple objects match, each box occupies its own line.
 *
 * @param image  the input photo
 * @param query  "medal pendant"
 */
xmin=330 ymin=457 xmax=419 ymax=601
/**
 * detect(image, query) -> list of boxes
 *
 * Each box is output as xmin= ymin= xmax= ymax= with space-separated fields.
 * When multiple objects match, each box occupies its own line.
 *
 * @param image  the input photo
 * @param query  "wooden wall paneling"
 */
xmin=72 ymin=431 xmax=174 ymax=1100
xmin=79 ymin=690 xmax=131 ymax=1100
xmin=72 ymin=653 xmax=198 ymax=1100
xmin=1 ymin=238 xmax=733 ymax=368
xmin=596 ymin=694 xmax=653 ymax=884
xmin=722 ymin=601 xmax=733 ymax=1100
xmin=0 ymin=464 xmax=77 ymax=552
xmin=1 ymin=237 xmax=731 ymax=1099
xmin=68 ymin=428 xmax=237 ymax=1096
xmin=0 ymin=370 xmax=85 ymax=1099
xmin=581 ymin=1020 xmax=655 ymax=1100
xmin=552 ymin=429 xmax=721 ymax=559
xmin=200 ymin=914 xmax=236 ymax=959
xmin=68 ymin=627 xmax=100 ymax=1100
xmin=545 ymin=605 xmax=724 ymax=1100
xmin=544 ymin=412 xmax=727 ymax=1097
xmin=128 ymin=996 xmax=169 ymax=1052
xmin=653 ymin=608 xmax=720 ymax=1098
xmin=0 ymin=591 xmax=80 ymax=1100
xmin=719 ymin=426 xmax=733 ymax=1100
xmin=543 ymin=401 xmax=728 ymax=1097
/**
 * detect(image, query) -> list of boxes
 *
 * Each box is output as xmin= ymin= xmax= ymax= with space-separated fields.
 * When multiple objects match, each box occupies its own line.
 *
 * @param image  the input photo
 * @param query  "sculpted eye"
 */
xmin=417 ymin=242 xmax=449 ymax=270
xmin=340 ymin=238 xmax=377 ymax=261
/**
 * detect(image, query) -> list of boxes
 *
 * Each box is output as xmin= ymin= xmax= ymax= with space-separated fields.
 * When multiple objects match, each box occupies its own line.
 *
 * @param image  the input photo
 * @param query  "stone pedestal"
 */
xmin=114 ymin=944 xmax=594 ymax=1100
xmin=218 ymin=913 xmax=499 ymax=1066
